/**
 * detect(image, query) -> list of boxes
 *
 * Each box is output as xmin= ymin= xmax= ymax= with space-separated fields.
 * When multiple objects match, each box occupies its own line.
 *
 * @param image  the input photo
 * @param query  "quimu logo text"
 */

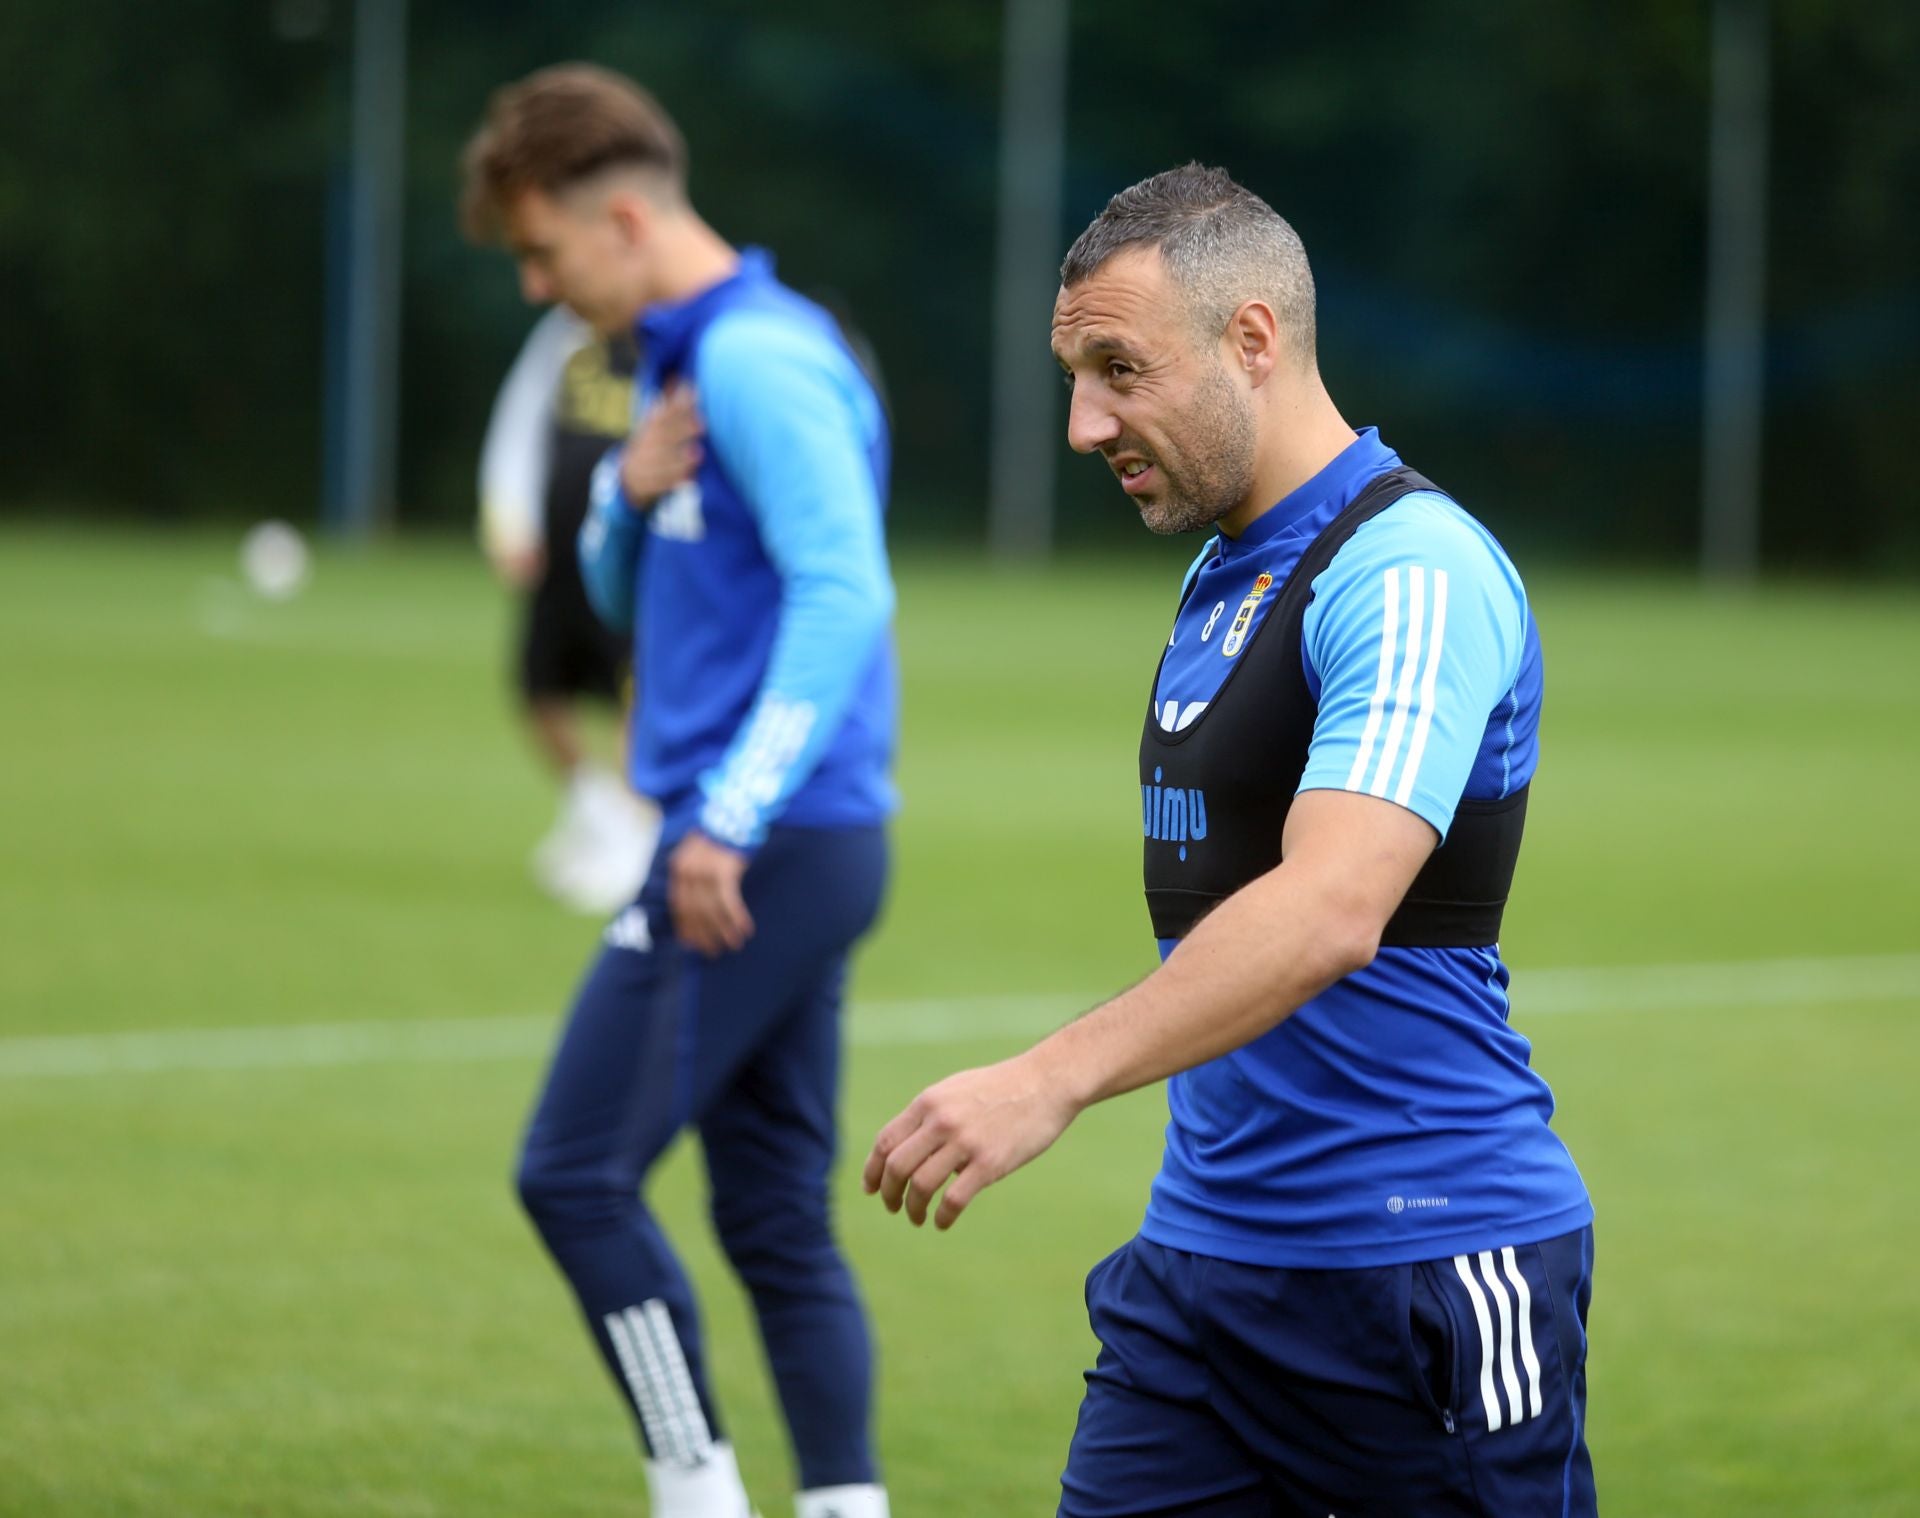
xmin=1143 ymin=766 xmax=1207 ymax=861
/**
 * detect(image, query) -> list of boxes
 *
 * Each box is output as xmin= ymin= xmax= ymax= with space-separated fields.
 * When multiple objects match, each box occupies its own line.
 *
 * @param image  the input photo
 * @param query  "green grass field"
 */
xmin=2 ymin=525 xmax=1916 ymax=1516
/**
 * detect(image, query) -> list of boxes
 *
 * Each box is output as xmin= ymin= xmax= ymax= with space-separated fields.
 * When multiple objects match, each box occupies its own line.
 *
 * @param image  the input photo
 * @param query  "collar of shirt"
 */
xmin=636 ymin=246 xmax=777 ymax=385
xmin=1215 ymin=426 xmax=1400 ymax=564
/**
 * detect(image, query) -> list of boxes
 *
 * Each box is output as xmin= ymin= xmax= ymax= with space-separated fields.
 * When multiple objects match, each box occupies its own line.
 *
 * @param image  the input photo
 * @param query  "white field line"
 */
xmin=1 ymin=953 xmax=1916 ymax=1081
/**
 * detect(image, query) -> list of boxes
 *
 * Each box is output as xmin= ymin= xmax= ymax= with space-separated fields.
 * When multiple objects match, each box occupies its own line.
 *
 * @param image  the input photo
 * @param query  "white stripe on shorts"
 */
xmin=1501 ymin=1245 xmax=1545 ymax=1419
xmin=1478 ymin=1249 xmax=1527 ymax=1428
xmin=1453 ymin=1246 xmax=1546 ymax=1432
xmin=1452 ymin=1253 xmax=1503 ymax=1432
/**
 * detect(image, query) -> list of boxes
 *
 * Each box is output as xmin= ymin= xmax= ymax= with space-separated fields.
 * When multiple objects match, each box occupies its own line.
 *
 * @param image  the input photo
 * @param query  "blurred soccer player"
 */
xmin=479 ymin=306 xmax=659 ymax=913
xmin=463 ymin=66 xmax=896 ymax=1518
xmin=866 ymin=166 xmax=1597 ymax=1516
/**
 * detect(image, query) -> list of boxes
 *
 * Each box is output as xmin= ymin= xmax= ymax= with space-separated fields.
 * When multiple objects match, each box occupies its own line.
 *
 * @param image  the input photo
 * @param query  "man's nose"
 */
xmin=518 ymin=262 xmax=553 ymax=305
xmin=1065 ymin=386 xmax=1122 ymax=455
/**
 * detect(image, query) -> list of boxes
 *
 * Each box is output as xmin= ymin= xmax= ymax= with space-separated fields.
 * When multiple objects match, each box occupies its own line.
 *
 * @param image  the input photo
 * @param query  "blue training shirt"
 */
xmin=1139 ymin=428 xmax=1591 ymax=1268
xmin=577 ymin=249 xmax=897 ymax=851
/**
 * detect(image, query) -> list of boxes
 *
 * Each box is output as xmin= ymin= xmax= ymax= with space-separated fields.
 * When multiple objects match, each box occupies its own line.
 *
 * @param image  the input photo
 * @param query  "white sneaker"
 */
xmin=646 ymin=1441 xmax=756 ymax=1518
xmin=530 ymin=769 xmax=601 ymax=893
xmin=551 ymin=833 xmax=649 ymax=915
xmin=797 ymin=1485 xmax=889 ymax=1518
xmin=532 ymin=768 xmax=660 ymax=914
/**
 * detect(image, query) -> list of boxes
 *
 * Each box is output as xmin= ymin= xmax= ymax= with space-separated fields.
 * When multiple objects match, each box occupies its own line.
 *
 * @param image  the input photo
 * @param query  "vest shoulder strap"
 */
xmin=1267 ymin=466 xmax=1445 ymax=630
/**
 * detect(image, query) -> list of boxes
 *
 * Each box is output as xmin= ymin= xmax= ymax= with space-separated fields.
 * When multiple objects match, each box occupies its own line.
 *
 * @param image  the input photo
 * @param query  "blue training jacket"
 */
xmin=577 ymin=249 xmax=897 ymax=852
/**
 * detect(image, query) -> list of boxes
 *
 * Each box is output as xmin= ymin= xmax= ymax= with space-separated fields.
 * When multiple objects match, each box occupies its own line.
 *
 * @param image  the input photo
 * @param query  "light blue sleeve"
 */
xmin=692 ymin=309 xmax=894 ymax=850
xmin=1298 ymin=495 xmax=1526 ymax=838
xmin=576 ymin=448 xmax=646 ymax=635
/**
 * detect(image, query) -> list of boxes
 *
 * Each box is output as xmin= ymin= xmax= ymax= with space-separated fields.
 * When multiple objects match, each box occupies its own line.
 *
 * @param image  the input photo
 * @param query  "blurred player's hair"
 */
xmin=1061 ymin=163 xmax=1316 ymax=364
xmin=461 ymin=64 xmax=688 ymax=241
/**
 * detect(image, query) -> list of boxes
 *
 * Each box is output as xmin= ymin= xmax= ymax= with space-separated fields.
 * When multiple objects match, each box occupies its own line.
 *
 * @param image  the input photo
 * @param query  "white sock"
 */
xmin=569 ymin=762 xmax=623 ymax=820
xmin=646 ymin=1439 xmax=754 ymax=1518
xmin=796 ymin=1484 xmax=889 ymax=1518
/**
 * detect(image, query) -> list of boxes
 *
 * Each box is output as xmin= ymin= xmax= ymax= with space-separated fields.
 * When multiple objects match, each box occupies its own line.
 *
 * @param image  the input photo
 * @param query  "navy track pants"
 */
xmin=516 ymin=824 xmax=887 ymax=1490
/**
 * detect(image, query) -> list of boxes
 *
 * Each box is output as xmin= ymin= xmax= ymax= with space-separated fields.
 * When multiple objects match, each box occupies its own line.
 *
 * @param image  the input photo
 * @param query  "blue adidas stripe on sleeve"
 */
xmin=1298 ymin=494 xmax=1528 ymax=839
xmin=691 ymin=309 xmax=893 ymax=850
xmin=577 ymin=448 xmax=646 ymax=635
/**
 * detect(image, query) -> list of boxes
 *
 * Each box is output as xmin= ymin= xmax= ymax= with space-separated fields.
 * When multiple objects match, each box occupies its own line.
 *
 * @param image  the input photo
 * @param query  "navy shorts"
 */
xmin=1060 ymin=1228 xmax=1596 ymax=1517
xmin=517 ymin=552 xmax=627 ymax=703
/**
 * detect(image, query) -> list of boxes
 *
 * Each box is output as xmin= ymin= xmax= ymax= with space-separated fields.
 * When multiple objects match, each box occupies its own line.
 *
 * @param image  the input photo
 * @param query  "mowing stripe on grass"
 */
xmin=1 ymin=952 xmax=1916 ymax=1080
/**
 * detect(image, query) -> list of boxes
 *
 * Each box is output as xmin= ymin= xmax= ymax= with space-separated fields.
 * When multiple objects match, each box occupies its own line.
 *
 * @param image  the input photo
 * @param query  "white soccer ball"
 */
xmin=239 ymin=520 xmax=311 ymax=601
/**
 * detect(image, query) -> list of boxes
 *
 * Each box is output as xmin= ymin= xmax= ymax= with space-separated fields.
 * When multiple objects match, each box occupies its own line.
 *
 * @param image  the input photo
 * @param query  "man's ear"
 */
xmin=1226 ymin=299 xmax=1282 ymax=388
xmin=606 ymin=188 xmax=654 ymax=249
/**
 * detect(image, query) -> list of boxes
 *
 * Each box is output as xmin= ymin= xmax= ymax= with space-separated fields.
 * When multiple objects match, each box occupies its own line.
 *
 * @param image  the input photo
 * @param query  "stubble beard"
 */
xmin=1133 ymin=362 xmax=1258 ymax=536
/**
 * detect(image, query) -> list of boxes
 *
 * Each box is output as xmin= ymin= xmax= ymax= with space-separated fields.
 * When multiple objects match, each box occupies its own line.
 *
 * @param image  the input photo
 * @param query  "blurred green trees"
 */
xmin=1 ymin=0 xmax=1914 ymax=568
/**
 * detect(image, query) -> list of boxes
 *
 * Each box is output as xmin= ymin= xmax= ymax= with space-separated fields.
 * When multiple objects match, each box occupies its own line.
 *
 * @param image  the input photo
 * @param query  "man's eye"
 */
xmin=1106 ymin=362 xmax=1132 ymax=382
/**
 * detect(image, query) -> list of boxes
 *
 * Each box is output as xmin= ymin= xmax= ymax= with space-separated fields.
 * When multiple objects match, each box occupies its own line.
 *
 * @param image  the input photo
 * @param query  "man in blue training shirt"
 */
xmin=462 ymin=66 xmax=895 ymax=1518
xmin=866 ymin=165 xmax=1597 ymax=1515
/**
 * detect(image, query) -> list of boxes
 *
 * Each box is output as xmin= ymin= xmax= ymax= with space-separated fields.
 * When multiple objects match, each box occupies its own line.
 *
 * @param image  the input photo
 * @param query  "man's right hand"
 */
xmin=619 ymin=382 xmax=704 ymax=506
xmin=863 ymin=1051 xmax=1085 ymax=1230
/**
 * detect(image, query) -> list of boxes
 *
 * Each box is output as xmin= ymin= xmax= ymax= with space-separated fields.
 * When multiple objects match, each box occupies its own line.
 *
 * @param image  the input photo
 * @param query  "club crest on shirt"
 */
xmin=1219 ymin=571 xmax=1273 ymax=658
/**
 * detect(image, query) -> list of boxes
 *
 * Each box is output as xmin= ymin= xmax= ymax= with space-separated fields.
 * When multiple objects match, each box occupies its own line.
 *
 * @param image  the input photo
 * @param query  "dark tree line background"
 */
xmin=2 ymin=0 xmax=1915 ymax=568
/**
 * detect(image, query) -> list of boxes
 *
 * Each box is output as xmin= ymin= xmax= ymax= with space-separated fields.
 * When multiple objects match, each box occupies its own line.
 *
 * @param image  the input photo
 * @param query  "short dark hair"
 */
xmin=460 ymin=64 xmax=687 ymax=242
xmin=1061 ymin=163 xmax=1316 ymax=359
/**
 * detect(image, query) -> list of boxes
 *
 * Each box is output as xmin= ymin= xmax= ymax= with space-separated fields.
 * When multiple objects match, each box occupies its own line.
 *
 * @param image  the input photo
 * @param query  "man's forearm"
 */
xmin=697 ymin=572 xmax=890 ymax=849
xmin=1030 ymin=863 xmax=1380 ymax=1112
xmin=863 ymin=791 xmax=1437 ymax=1230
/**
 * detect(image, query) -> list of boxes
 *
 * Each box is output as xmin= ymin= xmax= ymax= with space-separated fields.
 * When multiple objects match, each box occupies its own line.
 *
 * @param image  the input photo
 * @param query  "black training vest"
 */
xmin=1140 ymin=467 xmax=1529 ymax=945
